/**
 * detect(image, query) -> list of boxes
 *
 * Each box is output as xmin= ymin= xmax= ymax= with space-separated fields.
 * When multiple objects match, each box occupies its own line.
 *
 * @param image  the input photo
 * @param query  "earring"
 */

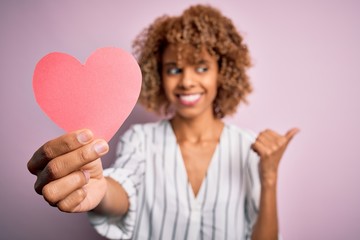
xmin=213 ymin=100 xmax=223 ymax=118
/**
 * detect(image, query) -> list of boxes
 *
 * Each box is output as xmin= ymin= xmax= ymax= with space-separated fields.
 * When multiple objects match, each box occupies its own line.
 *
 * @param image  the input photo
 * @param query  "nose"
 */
xmin=179 ymin=68 xmax=195 ymax=89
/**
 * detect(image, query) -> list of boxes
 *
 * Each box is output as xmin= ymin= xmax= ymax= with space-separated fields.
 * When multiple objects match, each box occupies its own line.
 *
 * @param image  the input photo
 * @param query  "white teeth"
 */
xmin=179 ymin=94 xmax=201 ymax=102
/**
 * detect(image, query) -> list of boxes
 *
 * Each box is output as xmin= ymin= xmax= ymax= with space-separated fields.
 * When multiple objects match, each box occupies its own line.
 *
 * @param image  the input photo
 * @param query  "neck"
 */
xmin=170 ymin=112 xmax=223 ymax=143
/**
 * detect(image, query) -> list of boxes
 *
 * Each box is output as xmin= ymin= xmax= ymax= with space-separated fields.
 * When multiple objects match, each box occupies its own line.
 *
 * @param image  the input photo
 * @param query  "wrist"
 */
xmin=260 ymin=173 xmax=278 ymax=189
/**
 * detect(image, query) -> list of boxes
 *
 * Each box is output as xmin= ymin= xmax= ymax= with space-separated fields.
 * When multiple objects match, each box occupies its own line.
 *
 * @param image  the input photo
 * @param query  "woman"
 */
xmin=28 ymin=5 xmax=298 ymax=239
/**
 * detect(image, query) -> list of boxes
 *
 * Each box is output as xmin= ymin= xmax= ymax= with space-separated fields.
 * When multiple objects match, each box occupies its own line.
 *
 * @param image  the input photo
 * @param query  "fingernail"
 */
xmin=82 ymin=170 xmax=90 ymax=183
xmin=93 ymin=140 xmax=108 ymax=155
xmin=77 ymin=130 xmax=92 ymax=144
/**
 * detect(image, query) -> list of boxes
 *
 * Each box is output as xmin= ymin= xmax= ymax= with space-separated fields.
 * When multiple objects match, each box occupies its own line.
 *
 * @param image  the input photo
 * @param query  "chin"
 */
xmin=174 ymin=107 xmax=213 ymax=120
xmin=173 ymin=109 xmax=197 ymax=119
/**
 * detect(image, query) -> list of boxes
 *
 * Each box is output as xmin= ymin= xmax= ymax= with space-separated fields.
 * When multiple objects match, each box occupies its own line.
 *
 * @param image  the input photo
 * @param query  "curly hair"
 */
xmin=132 ymin=4 xmax=252 ymax=118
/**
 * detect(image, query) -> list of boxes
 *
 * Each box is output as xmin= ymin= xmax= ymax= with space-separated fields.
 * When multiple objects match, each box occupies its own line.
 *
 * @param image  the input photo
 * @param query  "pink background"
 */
xmin=1 ymin=0 xmax=359 ymax=239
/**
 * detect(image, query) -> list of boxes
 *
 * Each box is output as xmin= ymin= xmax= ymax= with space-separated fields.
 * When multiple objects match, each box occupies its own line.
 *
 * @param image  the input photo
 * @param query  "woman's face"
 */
xmin=161 ymin=44 xmax=219 ymax=120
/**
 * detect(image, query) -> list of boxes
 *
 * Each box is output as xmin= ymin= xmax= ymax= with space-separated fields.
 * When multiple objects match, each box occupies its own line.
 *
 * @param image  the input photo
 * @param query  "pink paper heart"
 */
xmin=33 ymin=47 xmax=142 ymax=142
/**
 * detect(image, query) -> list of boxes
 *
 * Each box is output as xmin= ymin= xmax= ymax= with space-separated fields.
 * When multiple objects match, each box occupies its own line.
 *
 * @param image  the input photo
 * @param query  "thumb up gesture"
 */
xmin=252 ymin=128 xmax=300 ymax=187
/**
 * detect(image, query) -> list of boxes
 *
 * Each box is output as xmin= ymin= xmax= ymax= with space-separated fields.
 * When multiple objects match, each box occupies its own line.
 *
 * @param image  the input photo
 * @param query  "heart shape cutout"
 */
xmin=33 ymin=47 xmax=142 ymax=142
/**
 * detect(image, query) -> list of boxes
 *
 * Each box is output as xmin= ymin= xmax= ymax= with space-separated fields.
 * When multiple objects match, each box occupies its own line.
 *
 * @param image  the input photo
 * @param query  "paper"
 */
xmin=33 ymin=47 xmax=142 ymax=142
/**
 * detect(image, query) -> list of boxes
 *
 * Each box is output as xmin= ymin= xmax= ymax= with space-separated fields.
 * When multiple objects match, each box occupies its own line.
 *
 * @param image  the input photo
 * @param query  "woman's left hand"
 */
xmin=252 ymin=128 xmax=299 ymax=187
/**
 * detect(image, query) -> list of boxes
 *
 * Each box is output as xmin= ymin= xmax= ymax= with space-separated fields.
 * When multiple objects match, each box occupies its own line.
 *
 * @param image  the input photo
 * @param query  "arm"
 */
xmin=251 ymin=128 xmax=299 ymax=240
xmin=251 ymin=172 xmax=279 ymax=240
xmin=91 ymin=176 xmax=129 ymax=216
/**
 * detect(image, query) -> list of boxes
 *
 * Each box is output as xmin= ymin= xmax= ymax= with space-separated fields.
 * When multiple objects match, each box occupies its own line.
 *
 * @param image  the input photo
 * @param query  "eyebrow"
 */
xmin=162 ymin=62 xmax=178 ymax=67
xmin=196 ymin=59 xmax=210 ymax=65
xmin=162 ymin=59 xmax=210 ymax=66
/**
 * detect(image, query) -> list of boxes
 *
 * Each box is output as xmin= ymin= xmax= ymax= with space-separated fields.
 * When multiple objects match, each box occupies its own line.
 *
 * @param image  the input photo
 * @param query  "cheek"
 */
xmin=162 ymin=80 xmax=175 ymax=99
xmin=203 ymin=77 xmax=218 ymax=95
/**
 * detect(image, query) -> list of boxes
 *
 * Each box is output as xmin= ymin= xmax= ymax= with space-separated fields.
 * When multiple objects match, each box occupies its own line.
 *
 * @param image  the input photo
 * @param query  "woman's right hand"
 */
xmin=27 ymin=129 xmax=109 ymax=213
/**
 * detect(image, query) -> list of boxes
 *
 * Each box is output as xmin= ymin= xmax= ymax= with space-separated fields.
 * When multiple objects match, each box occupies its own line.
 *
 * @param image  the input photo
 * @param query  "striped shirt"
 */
xmin=88 ymin=120 xmax=261 ymax=240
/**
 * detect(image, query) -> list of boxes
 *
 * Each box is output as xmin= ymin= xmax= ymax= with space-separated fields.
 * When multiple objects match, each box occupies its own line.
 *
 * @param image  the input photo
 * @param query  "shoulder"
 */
xmin=129 ymin=119 xmax=168 ymax=133
xmin=225 ymin=122 xmax=258 ymax=144
xmin=116 ymin=120 xmax=168 ymax=151
xmin=123 ymin=120 xmax=169 ymax=140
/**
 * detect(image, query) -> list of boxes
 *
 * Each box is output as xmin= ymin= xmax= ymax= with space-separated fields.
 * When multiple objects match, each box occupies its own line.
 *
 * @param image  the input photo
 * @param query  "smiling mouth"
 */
xmin=177 ymin=93 xmax=202 ymax=106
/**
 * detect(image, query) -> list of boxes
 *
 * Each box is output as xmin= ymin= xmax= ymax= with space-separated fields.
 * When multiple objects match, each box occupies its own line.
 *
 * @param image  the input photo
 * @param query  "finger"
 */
xmin=284 ymin=128 xmax=300 ymax=143
xmin=251 ymin=140 xmax=269 ymax=158
xmin=34 ymin=140 xmax=108 ymax=194
xmin=257 ymin=131 xmax=283 ymax=154
xmin=42 ymin=170 xmax=90 ymax=205
xmin=257 ymin=131 xmax=276 ymax=146
xmin=263 ymin=130 xmax=290 ymax=149
xmin=264 ymin=129 xmax=282 ymax=141
xmin=57 ymin=187 xmax=87 ymax=213
xmin=27 ymin=129 xmax=94 ymax=175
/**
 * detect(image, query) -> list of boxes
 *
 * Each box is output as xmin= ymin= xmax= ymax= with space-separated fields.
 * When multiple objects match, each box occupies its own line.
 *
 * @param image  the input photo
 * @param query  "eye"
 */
xmin=166 ymin=67 xmax=182 ymax=75
xmin=196 ymin=66 xmax=208 ymax=73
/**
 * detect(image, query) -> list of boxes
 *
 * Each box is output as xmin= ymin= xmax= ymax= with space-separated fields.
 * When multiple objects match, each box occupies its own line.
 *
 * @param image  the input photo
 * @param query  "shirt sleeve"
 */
xmin=244 ymin=136 xmax=261 ymax=240
xmin=88 ymin=125 xmax=146 ymax=240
